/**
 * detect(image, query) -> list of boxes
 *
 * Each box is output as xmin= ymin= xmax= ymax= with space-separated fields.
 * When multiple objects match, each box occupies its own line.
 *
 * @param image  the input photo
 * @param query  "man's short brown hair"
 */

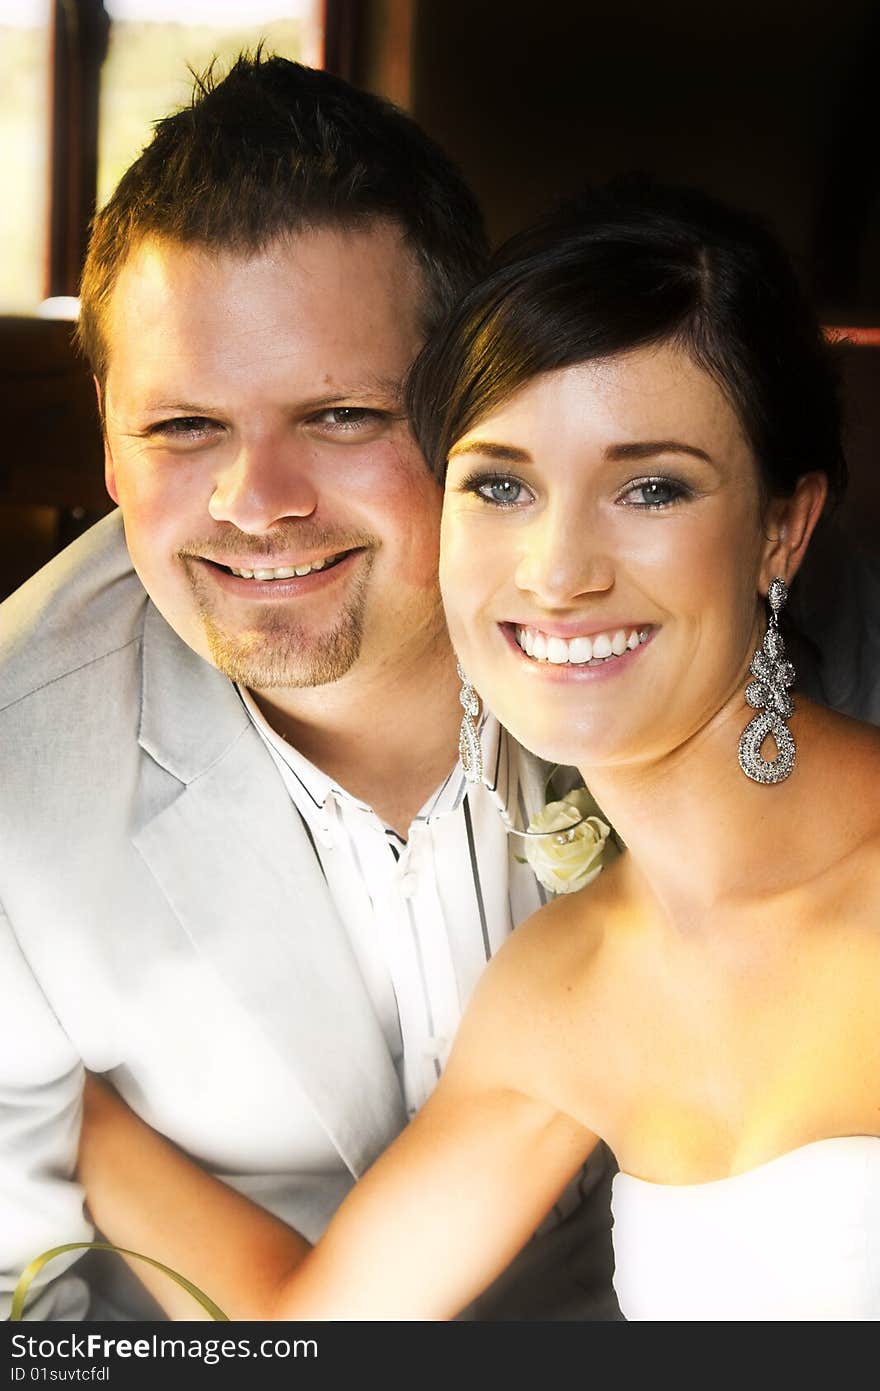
xmin=78 ymin=51 xmax=488 ymax=388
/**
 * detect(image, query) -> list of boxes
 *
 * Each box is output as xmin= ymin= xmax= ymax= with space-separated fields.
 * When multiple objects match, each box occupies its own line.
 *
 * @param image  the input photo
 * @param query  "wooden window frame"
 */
xmin=47 ymin=0 xmax=109 ymax=298
xmin=46 ymin=0 xmax=358 ymax=300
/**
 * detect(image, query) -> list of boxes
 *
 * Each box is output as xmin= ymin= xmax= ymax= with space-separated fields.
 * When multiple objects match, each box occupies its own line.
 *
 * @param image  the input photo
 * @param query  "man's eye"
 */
xmin=466 ymin=475 xmax=529 ymax=506
xmin=148 ymin=417 xmax=218 ymax=438
xmin=620 ymin=476 xmax=691 ymax=508
xmin=313 ymin=407 xmax=385 ymax=430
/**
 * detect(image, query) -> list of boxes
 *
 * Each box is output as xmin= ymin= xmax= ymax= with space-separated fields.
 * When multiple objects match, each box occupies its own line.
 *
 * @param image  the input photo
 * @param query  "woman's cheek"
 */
xmin=439 ymin=530 xmax=481 ymax=649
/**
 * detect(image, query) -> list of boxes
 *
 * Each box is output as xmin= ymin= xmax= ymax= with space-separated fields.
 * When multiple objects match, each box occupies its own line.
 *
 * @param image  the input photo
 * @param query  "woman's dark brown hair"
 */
xmin=407 ymin=176 xmax=846 ymax=502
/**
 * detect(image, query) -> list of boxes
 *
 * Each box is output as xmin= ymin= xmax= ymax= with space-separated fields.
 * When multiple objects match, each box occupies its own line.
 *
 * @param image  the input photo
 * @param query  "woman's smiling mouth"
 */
xmin=502 ymin=622 xmax=656 ymax=672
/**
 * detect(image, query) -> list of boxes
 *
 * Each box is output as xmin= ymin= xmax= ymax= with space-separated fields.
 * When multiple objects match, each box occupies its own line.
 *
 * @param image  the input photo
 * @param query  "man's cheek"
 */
xmin=395 ymin=501 xmax=443 ymax=589
xmin=118 ymin=466 xmax=200 ymax=534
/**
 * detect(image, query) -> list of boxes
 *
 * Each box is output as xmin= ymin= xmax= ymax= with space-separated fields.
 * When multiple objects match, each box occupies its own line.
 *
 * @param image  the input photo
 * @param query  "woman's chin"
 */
xmin=496 ymin=713 xmax=628 ymax=774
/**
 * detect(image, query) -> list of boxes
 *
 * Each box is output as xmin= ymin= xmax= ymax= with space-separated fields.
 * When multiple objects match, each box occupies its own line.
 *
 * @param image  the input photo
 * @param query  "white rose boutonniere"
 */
xmin=523 ymin=787 xmax=615 ymax=896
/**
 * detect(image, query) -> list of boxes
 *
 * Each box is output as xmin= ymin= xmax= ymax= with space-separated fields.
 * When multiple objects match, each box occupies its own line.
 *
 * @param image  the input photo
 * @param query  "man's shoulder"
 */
xmin=0 ymin=512 xmax=148 ymax=713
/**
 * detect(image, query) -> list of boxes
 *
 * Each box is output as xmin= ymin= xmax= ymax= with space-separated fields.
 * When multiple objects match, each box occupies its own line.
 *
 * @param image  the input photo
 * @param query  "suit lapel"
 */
xmin=133 ymin=603 xmax=405 ymax=1177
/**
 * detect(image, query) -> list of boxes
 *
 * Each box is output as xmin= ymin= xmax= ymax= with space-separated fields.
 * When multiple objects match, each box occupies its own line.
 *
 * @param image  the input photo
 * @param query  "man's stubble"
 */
xmin=185 ymin=549 xmax=376 ymax=689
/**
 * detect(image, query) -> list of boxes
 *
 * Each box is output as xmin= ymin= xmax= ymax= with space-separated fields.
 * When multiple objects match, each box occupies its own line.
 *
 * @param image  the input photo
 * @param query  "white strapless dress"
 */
xmin=611 ymin=1137 xmax=880 ymax=1320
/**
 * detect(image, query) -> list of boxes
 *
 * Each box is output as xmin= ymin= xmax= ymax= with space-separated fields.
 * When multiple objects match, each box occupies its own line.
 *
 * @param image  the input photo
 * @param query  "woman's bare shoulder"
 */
xmin=491 ymin=856 xmax=628 ymax=987
xmin=447 ymin=859 xmax=629 ymax=1095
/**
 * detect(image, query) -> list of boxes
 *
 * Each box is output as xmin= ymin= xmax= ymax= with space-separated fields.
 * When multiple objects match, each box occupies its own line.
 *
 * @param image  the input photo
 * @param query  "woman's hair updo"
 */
xmin=406 ymin=176 xmax=846 ymax=503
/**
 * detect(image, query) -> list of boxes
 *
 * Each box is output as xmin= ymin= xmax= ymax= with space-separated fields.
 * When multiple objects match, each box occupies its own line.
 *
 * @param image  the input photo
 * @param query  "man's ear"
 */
xmin=758 ymin=472 xmax=828 ymax=592
xmin=95 ymin=377 xmax=119 ymax=504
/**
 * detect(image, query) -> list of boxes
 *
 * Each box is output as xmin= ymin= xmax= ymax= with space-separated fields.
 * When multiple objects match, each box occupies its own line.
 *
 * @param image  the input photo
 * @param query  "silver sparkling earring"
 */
xmin=738 ymin=576 xmax=796 ymax=785
xmin=457 ymin=662 xmax=483 ymax=784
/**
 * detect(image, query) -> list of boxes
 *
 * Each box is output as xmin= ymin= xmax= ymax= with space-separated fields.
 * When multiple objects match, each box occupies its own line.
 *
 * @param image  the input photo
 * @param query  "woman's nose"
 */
xmin=514 ymin=505 xmax=614 ymax=607
xmin=208 ymin=436 xmax=319 ymax=532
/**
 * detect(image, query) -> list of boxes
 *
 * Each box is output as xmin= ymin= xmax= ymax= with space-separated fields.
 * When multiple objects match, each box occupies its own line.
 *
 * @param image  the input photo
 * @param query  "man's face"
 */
xmin=102 ymin=223 xmax=446 ymax=691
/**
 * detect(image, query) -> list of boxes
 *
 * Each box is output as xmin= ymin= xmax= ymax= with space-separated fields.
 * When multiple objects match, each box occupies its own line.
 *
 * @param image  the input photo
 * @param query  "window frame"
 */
xmin=46 ymin=0 xmax=347 ymax=299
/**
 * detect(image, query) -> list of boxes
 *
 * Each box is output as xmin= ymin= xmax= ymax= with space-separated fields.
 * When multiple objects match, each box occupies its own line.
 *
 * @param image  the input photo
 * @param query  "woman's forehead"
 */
xmin=453 ymin=346 xmax=749 ymax=458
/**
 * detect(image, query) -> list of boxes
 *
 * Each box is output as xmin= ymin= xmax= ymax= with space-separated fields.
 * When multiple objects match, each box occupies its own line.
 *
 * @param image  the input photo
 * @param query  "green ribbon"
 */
xmin=10 ymin=1241 xmax=229 ymax=1321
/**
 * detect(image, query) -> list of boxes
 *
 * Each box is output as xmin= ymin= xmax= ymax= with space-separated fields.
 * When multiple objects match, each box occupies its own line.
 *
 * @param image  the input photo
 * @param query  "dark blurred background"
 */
xmin=2 ymin=0 xmax=878 ymax=600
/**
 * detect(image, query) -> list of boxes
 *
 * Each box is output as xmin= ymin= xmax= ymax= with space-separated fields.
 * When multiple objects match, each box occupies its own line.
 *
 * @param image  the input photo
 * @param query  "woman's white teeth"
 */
xmin=568 ymin=636 xmax=593 ymax=663
xmin=547 ymin=637 xmax=568 ymax=664
xmin=228 ymin=556 xmax=338 ymax=580
xmin=514 ymin=626 xmax=647 ymax=665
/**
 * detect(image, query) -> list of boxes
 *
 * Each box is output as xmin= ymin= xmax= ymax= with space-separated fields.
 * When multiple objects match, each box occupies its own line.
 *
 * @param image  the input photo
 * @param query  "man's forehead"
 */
xmin=109 ymin=222 xmax=426 ymax=313
xmin=103 ymin=224 xmax=428 ymax=400
xmin=126 ymin=374 xmax=408 ymax=415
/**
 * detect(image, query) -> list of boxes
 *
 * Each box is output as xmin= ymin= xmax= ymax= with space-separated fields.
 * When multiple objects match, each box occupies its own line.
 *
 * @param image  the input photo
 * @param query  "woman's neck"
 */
xmin=579 ymin=694 xmax=817 ymax=926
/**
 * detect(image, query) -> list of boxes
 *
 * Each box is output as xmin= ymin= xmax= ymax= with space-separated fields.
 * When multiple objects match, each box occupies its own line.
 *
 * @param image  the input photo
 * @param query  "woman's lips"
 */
xmin=499 ymin=621 xmax=656 ymax=677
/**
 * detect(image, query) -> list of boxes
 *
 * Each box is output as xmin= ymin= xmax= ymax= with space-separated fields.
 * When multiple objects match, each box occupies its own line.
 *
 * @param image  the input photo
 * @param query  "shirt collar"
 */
xmin=237 ymin=684 xmax=535 ymax=836
xmin=236 ymin=685 xmax=360 ymax=820
xmin=476 ymin=709 xmax=539 ymax=833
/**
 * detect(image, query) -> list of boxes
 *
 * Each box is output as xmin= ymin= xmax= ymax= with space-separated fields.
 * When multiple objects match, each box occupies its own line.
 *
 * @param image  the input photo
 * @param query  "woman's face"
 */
xmin=440 ymin=342 xmax=777 ymax=771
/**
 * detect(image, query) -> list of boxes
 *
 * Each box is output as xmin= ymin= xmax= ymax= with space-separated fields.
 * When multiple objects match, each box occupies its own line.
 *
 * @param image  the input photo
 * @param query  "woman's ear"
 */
xmin=759 ymin=472 xmax=828 ymax=591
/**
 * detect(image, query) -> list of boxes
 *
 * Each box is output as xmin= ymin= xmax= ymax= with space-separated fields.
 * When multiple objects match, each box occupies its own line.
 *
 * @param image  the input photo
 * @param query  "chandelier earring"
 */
xmin=457 ymin=661 xmax=483 ymax=784
xmin=737 ymin=576 xmax=797 ymax=785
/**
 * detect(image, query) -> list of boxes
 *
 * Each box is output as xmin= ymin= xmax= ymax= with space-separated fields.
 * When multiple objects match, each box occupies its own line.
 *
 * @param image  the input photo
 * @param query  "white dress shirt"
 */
xmin=237 ymin=688 xmax=548 ymax=1118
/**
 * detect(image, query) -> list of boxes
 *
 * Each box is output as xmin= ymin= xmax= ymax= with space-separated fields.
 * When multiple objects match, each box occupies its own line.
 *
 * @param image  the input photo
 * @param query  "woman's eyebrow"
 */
xmin=447 ymin=440 xmax=533 ymax=464
xmin=447 ymin=438 xmax=714 ymax=466
xmin=604 ymin=440 xmax=712 ymax=463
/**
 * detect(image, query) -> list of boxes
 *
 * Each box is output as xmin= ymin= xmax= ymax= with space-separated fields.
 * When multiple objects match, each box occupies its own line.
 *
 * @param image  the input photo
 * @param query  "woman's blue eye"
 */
xmin=477 ymin=477 xmax=525 ymax=505
xmin=625 ymin=477 xmax=689 ymax=507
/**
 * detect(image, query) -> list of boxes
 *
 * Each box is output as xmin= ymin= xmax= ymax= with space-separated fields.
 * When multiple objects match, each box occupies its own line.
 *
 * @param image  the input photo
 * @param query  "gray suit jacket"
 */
xmin=0 ymin=512 xmax=617 ymax=1322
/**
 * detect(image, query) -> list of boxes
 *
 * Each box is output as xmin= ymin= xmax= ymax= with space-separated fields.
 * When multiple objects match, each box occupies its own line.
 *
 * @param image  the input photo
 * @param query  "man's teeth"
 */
xmin=227 ymin=554 xmax=341 ymax=580
xmin=514 ymin=626 xmax=647 ymax=665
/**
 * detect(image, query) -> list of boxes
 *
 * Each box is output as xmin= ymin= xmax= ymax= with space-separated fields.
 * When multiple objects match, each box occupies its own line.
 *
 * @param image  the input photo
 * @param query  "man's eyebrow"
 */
xmin=302 ymin=395 xmax=404 ymax=413
xmin=302 ymin=377 xmax=406 ymax=410
xmin=135 ymin=399 xmax=219 ymax=415
xmin=447 ymin=440 xmax=533 ymax=464
xmin=604 ymin=440 xmax=713 ymax=464
xmin=131 ymin=378 xmax=407 ymax=416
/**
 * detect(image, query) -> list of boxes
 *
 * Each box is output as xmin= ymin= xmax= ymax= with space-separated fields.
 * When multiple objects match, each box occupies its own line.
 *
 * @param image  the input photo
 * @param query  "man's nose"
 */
xmin=514 ymin=502 xmax=614 ymax=607
xmin=208 ymin=436 xmax=319 ymax=532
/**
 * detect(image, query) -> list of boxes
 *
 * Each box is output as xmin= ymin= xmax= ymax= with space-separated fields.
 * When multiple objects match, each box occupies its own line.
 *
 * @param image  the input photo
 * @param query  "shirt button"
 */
xmin=398 ymin=872 xmax=418 ymax=897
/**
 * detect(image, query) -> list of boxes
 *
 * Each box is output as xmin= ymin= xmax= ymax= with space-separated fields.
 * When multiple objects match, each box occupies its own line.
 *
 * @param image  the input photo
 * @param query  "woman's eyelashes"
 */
xmin=459 ymin=471 xmax=532 ymax=507
xmin=618 ymin=475 xmax=694 ymax=508
xmin=457 ymin=470 xmax=693 ymax=510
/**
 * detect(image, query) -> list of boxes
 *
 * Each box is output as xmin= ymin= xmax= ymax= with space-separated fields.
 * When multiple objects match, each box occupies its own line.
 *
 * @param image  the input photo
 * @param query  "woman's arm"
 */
xmin=268 ymin=1069 xmax=596 ymax=1320
xmin=78 ymin=1076 xmax=311 ymax=1320
xmin=79 ymin=918 xmax=599 ymax=1321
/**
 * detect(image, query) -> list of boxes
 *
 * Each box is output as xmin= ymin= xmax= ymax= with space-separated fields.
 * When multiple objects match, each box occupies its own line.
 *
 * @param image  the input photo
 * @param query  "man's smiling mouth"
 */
xmin=222 ymin=551 xmax=350 ymax=580
xmin=197 ymin=549 xmax=357 ymax=581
